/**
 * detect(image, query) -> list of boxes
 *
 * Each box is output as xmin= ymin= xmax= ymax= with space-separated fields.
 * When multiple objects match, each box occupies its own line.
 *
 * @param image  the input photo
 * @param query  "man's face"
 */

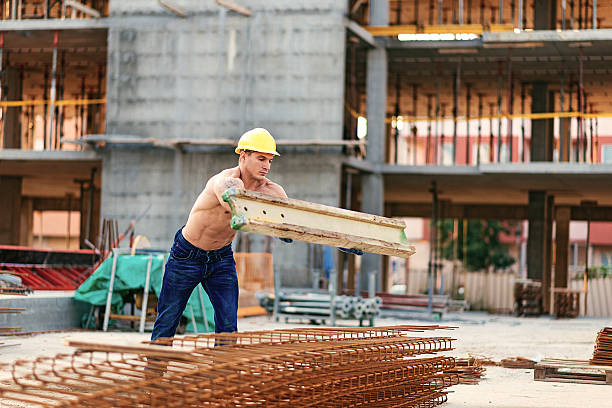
xmin=242 ymin=151 xmax=275 ymax=180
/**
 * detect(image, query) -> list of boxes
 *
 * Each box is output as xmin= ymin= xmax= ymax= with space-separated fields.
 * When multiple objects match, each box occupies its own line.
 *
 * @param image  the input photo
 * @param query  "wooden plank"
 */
xmin=215 ymin=0 xmax=251 ymax=16
xmin=534 ymin=359 xmax=612 ymax=385
xmin=223 ymin=189 xmax=415 ymax=258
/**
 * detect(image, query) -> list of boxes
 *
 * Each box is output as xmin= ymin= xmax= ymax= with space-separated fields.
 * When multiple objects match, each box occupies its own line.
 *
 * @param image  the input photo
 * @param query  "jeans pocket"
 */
xmin=171 ymin=244 xmax=192 ymax=260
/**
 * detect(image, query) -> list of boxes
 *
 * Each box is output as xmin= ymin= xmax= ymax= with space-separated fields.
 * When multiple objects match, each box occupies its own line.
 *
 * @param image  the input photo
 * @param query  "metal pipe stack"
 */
xmin=266 ymin=290 xmax=381 ymax=321
xmin=0 ymin=325 xmax=461 ymax=407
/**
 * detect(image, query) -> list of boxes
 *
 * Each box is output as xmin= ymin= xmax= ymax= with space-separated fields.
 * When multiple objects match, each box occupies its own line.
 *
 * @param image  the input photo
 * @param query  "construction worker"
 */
xmin=151 ymin=128 xmax=289 ymax=340
xmin=150 ymin=127 xmax=362 ymax=342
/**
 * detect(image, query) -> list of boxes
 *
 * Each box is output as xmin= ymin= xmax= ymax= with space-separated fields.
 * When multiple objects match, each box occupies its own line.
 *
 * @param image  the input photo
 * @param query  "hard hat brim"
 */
xmin=235 ymin=146 xmax=280 ymax=156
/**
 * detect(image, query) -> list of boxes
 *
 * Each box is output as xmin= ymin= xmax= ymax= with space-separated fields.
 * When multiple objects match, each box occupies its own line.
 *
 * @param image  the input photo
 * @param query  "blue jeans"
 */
xmin=151 ymin=228 xmax=238 ymax=341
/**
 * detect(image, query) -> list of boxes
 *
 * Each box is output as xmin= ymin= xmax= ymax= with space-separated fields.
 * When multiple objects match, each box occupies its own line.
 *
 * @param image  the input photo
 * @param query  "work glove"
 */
xmin=278 ymin=237 xmax=293 ymax=243
xmin=338 ymin=247 xmax=364 ymax=256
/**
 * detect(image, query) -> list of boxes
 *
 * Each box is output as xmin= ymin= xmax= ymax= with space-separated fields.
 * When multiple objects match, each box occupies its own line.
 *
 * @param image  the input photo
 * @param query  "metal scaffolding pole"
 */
xmin=0 ymin=33 xmax=3 ymax=148
xmin=521 ymin=83 xmax=526 ymax=162
xmin=489 ymin=102 xmax=495 ymax=162
xmin=427 ymin=181 xmax=438 ymax=313
xmin=480 ymin=0 xmax=485 ymax=25
xmin=427 ymin=94 xmax=433 ymax=164
xmin=507 ymin=53 xmax=513 ymax=162
xmin=394 ymin=74 xmax=400 ymax=164
xmin=47 ymin=31 xmax=58 ymax=151
xmin=452 ymin=60 xmax=461 ymax=165
xmin=459 ymin=0 xmax=464 ymax=24
xmin=477 ymin=93 xmax=483 ymax=165
xmin=441 ymin=103 xmax=447 ymax=164
xmin=562 ymin=0 xmax=566 ymax=29
xmin=496 ymin=62 xmax=503 ymax=162
xmin=518 ymin=0 xmax=523 ymax=29
xmin=589 ymin=103 xmax=594 ymax=163
xmin=499 ymin=0 xmax=503 ymax=23
xmin=466 ymin=83 xmax=471 ymax=165
xmin=569 ymin=75 xmax=575 ymax=162
xmin=593 ymin=0 xmax=597 ymax=28
xmin=412 ymin=83 xmax=418 ymax=165
xmin=579 ymin=47 xmax=584 ymax=162
xmin=437 ymin=0 xmax=443 ymax=24
xmin=560 ymin=71 xmax=567 ymax=162
xmin=435 ymin=64 xmax=441 ymax=165
xmin=468 ymin=0 xmax=472 ymax=23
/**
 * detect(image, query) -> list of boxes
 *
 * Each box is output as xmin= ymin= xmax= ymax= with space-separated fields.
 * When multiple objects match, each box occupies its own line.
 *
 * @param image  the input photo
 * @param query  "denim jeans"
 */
xmin=151 ymin=227 xmax=238 ymax=341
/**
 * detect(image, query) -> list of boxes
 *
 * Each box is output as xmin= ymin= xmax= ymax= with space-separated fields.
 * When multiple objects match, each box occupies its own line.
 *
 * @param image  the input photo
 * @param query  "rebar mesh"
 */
xmin=0 ymin=325 xmax=460 ymax=407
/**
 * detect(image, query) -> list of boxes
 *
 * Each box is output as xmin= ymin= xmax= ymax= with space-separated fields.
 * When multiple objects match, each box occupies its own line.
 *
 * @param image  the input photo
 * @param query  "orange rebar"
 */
xmin=0 ymin=325 xmax=461 ymax=407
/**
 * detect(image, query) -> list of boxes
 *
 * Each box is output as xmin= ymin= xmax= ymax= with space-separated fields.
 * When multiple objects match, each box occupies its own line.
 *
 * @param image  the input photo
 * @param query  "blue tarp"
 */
xmin=75 ymin=253 xmax=214 ymax=333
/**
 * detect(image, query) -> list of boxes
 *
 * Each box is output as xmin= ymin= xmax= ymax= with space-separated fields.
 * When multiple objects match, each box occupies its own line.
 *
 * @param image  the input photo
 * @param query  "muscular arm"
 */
xmin=213 ymin=176 xmax=245 ymax=211
xmin=266 ymin=182 xmax=288 ymax=199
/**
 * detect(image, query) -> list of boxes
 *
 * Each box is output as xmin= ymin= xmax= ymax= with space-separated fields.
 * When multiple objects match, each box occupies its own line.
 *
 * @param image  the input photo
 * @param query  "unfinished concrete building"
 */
xmin=1 ymin=0 xmax=612 ymax=313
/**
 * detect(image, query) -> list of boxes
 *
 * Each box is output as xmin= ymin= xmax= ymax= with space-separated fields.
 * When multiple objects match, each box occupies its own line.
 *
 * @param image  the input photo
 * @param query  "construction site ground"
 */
xmin=1 ymin=312 xmax=610 ymax=407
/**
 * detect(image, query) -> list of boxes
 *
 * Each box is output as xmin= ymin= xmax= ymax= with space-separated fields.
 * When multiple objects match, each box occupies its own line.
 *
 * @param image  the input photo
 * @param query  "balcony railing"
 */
xmin=350 ymin=0 xmax=608 ymax=32
xmin=0 ymin=0 xmax=108 ymax=20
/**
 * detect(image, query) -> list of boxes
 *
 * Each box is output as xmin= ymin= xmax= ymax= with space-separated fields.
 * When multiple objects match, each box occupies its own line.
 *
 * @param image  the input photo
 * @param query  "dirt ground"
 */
xmin=1 ymin=312 xmax=610 ymax=407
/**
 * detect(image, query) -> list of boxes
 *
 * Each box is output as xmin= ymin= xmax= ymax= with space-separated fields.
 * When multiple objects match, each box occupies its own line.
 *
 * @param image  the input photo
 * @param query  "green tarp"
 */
xmin=75 ymin=253 xmax=214 ymax=333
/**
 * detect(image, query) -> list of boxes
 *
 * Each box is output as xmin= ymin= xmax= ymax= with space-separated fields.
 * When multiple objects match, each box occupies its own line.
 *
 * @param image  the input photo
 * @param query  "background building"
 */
xmin=1 ymin=0 xmax=612 ymax=311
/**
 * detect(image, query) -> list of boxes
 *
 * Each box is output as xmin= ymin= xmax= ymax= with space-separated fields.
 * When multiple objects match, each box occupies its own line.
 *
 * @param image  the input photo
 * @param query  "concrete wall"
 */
xmin=0 ymin=294 xmax=90 ymax=331
xmin=106 ymin=0 xmax=347 ymax=142
xmin=102 ymin=0 xmax=348 ymax=287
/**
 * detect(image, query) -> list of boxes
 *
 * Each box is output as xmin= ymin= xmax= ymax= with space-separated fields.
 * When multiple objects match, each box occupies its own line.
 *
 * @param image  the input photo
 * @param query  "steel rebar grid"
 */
xmin=0 ymin=326 xmax=458 ymax=407
xmin=590 ymin=327 xmax=612 ymax=365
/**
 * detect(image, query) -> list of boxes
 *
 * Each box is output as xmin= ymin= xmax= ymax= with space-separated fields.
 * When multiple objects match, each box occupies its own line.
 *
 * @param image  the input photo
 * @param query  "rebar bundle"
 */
xmin=445 ymin=357 xmax=486 ymax=384
xmin=0 ymin=325 xmax=460 ymax=407
xmin=590 ymin=327 xmax=612 ymax=366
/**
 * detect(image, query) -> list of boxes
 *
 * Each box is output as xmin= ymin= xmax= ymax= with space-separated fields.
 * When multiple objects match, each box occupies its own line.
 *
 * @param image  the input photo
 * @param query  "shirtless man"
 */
xmin=151 ymin=128 xmax=288 ymax=340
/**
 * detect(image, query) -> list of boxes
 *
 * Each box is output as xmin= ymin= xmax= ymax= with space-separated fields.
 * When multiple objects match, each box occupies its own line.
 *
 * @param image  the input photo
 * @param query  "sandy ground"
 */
xmin=1 ymin=312 xmax=611 ymax=407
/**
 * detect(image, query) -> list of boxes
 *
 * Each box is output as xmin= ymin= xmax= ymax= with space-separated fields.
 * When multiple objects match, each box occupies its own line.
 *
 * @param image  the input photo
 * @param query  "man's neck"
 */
xmin=237 ymin=166 xmax=265 ymax=190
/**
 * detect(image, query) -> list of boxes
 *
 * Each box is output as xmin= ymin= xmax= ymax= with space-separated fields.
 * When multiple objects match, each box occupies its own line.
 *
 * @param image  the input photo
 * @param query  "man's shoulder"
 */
xmin=261 ymin=179 xmax=287 ymax=198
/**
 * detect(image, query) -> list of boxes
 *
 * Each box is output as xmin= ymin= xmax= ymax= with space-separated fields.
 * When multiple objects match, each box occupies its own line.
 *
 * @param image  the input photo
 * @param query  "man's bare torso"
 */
xmin=181 ymin=166 xmax=282 ymax=250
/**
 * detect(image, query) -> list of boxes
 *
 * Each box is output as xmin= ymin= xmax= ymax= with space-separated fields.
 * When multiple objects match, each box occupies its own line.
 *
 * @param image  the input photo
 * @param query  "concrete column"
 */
xmin=3 ymin=67 xmax=22 ymax=148
xmin=554 ymin=206 xmax=571 ymax=289
xmin=0 ymin=176 xmax=22 ymax=245
xmin=19 ymin=197 xmax=33 ymax=246
xmin=527 ymin=191 xmax=547 ymax=282
xmin=530 ymin=82 xmax=553 ymax=161
xmin=534 ymin=0 xmax=557 ymax=30
xmin=543 ymin=194 xmax=554 ymax=313
xmin=360 ymin=172 xmax=384 ymax=290
xmin=360 ymin=0 xmax=388 ymax=292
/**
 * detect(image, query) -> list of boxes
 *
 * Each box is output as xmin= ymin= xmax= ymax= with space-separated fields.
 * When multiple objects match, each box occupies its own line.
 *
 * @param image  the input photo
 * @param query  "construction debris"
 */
xmin=446 ymin=357 xmax=487 ymax=384
xmin=514 ymin=280 xmax=542 ymax=316
xmin=590 ymin=327 xmax=612 ymax=366
xmin=500 ymin=357 xmax=537 ymax=369
xmin=0 ymin=325 xmax=461 ymax=407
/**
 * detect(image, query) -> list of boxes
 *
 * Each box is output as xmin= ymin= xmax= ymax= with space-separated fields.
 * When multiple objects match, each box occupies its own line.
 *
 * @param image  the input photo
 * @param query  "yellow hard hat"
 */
xmin=235 ymin=128 xmax=280 ymax=156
